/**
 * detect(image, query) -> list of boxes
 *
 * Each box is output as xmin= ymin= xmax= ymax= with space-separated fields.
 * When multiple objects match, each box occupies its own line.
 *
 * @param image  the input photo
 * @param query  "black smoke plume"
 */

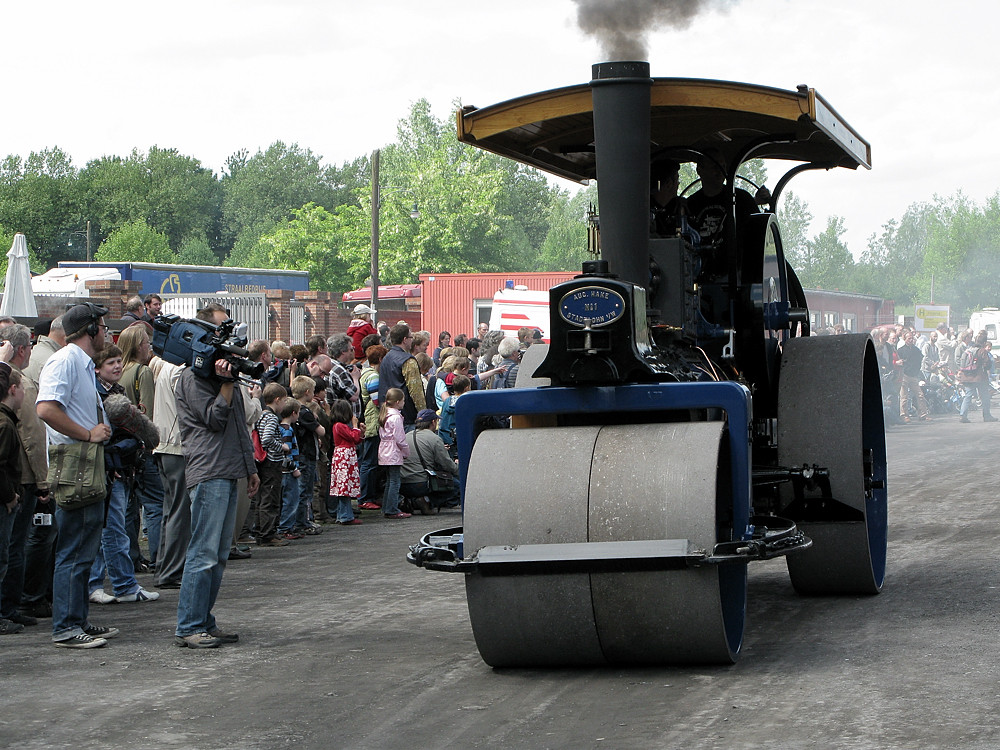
xmin=573 ymin=0 xmax=732 ymax=60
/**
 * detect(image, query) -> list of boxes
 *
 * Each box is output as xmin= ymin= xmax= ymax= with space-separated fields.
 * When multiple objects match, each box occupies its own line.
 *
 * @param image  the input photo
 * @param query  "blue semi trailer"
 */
xmin=45 ymin=262 xmax=309 ymax=295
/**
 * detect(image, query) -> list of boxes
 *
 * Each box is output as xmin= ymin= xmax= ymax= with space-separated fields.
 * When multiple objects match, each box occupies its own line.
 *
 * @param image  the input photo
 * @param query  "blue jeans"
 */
xmin=89 ymin=479 xmax=140 ymax=597
xmin=960 ymin=382 xmax=993 ymax=419
xmin=52 ymin=501 xmax=105 ymax=641
xmin=296 ymin=461 xmax=317 ymax=528
xmin=334 ymin=496 xmax=356 ymax=523
xmin=136 ymin=458 xmax=164 ymax=564
xmin=0 ymin=501 xmax=17 ymax=601
xmin=358 ymin=436 xmax=380 ymax=503
xmin=0 ymin=487 xmax=35 ymax=618
xmin=381 ymin=465 xmax=402 ymax=515
xmin=175 ymin=478 xmax=239 ymax=638
xmin=277 ymin=472 xmax=300 ymax=533
xmin=22 ymin=500 xmax=57 ymax=609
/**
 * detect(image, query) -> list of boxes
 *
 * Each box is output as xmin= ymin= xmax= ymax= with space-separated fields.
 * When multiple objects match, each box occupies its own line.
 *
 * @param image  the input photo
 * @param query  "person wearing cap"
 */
xmin=36 ymin=303 xmax=116 ymax=649
xmin=347 ymin=304 xmax=377 ymax=361
xmin=400 ymin=409 xmax=460 ymax=513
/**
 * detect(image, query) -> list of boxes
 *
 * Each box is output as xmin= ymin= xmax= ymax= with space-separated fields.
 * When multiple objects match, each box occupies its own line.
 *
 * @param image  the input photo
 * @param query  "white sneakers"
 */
xmin=117 ymin=588 xmax=160 ymax=603
xmin=90 ymin=587 xmax=160 ymax=603
xmin=89 ymin=590 xmax=118 ymax=605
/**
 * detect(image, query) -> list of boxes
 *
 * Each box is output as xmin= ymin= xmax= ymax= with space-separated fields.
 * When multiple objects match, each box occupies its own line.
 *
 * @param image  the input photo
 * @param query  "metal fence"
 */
xmin=288 ymin=300 xmax=305 ymax=345
xmin=161 ymin=293 xmax=269 ymax=341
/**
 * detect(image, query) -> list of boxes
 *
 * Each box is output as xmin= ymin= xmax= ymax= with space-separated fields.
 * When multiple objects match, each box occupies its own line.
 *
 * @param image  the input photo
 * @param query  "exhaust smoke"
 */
xmin=572 ymin=0 xmax=733 ymax=60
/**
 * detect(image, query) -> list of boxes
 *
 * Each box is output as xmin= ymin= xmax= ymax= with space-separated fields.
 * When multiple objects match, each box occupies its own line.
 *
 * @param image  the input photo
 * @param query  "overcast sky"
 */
xmin=7 ymin=0 xmax=999 ymax=256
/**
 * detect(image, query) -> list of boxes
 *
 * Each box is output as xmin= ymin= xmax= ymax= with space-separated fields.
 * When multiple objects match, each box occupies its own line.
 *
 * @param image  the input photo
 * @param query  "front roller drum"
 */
xmin=462 ymin=422 xmax=746 ymax=667
xmin=778 ymin=334 xmax=887 ymax=594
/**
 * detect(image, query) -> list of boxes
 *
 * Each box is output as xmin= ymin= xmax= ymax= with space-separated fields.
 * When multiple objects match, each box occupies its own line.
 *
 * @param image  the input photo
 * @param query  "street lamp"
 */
xmin=67 ymin=220 xmax=92 ymax=261
xmin=370 ymin=148 xmax=419 ymax=324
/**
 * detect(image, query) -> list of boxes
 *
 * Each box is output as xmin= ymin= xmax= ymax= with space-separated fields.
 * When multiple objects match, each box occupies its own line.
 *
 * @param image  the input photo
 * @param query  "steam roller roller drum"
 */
xmin=463 ymin=421 xmax=745 ymax=667
xmin=778 ymin=334 xmax=888 ymax=595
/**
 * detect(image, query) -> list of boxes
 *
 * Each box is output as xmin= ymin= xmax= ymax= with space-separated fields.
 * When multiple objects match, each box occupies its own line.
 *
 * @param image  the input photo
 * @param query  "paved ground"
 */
xmin=2 ymin=412 xmax=999 ymax=749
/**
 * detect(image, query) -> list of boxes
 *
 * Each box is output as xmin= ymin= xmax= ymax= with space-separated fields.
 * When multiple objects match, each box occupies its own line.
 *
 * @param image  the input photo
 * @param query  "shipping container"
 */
xmin=419 ymin=272 xmax=574 ymax=339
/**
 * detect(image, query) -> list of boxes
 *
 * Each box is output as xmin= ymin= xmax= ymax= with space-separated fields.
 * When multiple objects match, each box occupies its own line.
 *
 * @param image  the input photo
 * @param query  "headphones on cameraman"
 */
xmin=80 ymin=301 xmax=107 ymax=338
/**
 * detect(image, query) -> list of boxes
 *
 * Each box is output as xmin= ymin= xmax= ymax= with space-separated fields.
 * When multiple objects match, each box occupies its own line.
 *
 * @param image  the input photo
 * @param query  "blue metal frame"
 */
xmin=455 ymin=381 xmax=754 ymax=542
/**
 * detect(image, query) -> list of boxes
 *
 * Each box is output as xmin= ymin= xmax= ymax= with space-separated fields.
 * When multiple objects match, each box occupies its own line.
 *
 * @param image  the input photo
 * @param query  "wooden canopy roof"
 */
xmin=457 ymin=78 xmax=871 ymax=183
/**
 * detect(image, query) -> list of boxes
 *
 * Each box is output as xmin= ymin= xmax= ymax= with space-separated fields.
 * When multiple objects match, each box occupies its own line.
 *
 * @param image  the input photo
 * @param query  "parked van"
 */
xmin=969 ymin=309 xmax=1000 ymax=346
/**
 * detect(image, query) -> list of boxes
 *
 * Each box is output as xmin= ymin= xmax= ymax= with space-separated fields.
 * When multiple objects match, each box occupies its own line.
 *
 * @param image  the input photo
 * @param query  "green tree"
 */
xmin=78 ymin=147 xmax=220 ymax=254
xmin=855 ymin=198 xmax=946 ymax=305
xmin=0 ymin=147 xmax=81 ymax=267
xmin=94 ymin=220 xmax=173 ymax=264
xmin=918 ymin=192 xmax=1000 ymax=315
xmin=221 ymin=141 xmax=342 ymax=252
xmin=777 ymin=191 xmax=813 ymax=271
xmin=538 ymin=184 xmax=599 ymax=272
xmin=176 ymin=234 xmax=218 ymax=266
xmin=224 ymin=227 xmax=271 ymax=269
xmin=800 ymin=215 xmax=855 ymax=290
xmin=254 ymin=202 xmax=367 ymax=291
xmin=367 ymin=98 xmax=559 ymax=283
xmin=143 ymin=147 xmax=222 ymax=252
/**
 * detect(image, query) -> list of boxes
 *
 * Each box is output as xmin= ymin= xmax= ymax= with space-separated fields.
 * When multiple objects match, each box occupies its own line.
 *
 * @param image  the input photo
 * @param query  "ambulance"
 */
xmin=487 ymin=286 xmax=550 ymax=341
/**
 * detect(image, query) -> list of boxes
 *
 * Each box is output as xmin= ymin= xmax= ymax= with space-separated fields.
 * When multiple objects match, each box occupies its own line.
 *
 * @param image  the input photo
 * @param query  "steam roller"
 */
xmin=408 ymin=61 xmax=887 ymax=666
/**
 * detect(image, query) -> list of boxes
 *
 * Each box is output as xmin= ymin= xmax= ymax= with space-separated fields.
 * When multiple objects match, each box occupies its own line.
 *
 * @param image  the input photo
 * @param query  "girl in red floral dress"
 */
xmin=329 ymin=399 xmax=364 ymax=525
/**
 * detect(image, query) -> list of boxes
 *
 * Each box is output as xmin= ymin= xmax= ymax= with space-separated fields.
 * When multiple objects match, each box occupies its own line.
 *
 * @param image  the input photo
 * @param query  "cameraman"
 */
xmin=172 ymin=305 xmax=259 ymax=649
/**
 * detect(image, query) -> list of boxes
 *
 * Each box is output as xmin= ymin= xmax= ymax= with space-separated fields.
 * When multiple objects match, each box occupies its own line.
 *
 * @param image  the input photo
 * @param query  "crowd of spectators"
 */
xmin=7 ymin=289 xmax=987 ymax=648
xmin=870 ymin=321 xmax=996 ymax=424
xmin=0 ymin=296 xmax=547 ymax=648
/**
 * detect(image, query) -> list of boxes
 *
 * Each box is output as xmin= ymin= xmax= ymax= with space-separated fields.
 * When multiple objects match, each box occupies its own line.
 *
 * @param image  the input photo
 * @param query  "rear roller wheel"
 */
xmin=778 ymin=334 xmax=887 ymax=594
xmin=463 ymin=422 xmax=745 ymax=667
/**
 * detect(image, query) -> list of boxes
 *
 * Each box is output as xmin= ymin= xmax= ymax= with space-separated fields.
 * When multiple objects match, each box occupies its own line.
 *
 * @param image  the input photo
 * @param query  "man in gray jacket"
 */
xmin=172 ymin=305 xmax=259 ymax=649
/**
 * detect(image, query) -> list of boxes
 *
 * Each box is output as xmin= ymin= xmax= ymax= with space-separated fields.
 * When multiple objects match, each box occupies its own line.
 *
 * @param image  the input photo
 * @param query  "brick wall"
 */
xmin=28 ymin=282 xmax=424 ymax=343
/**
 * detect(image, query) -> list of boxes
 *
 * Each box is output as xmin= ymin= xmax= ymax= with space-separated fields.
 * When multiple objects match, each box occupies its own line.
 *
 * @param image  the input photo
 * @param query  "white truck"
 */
xmin=969 ymin=309 xmax=1000 ymax=346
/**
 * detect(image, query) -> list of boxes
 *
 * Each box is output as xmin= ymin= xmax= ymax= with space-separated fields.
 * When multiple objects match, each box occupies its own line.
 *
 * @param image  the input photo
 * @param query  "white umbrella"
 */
xmin=0 ymin=233 xmax=38 ymax=317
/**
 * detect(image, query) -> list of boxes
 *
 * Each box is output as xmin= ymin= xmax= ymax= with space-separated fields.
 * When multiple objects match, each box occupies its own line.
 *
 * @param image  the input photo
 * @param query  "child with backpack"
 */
xmin=958 ymin=331 xmax=997 ymax=423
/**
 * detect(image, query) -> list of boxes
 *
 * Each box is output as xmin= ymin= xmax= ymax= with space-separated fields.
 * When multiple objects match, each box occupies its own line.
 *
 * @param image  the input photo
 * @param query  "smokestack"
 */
xmin=590 ymin=60 xmax=651 ymax=290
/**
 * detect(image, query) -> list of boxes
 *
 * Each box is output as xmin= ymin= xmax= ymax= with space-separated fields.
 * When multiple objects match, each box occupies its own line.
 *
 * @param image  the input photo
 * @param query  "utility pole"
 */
xmin=370 ymin=149 xmax=380 ymax=324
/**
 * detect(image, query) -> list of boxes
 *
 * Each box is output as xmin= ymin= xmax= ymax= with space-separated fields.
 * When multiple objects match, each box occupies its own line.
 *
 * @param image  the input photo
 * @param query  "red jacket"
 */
xmin=347 ymin=320 xmax=377 ymax=359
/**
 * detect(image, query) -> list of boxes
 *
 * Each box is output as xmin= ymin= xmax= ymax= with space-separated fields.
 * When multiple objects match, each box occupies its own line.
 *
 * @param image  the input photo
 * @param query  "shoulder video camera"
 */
xmin=151 ymin=314 xmax=264 ymax=383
